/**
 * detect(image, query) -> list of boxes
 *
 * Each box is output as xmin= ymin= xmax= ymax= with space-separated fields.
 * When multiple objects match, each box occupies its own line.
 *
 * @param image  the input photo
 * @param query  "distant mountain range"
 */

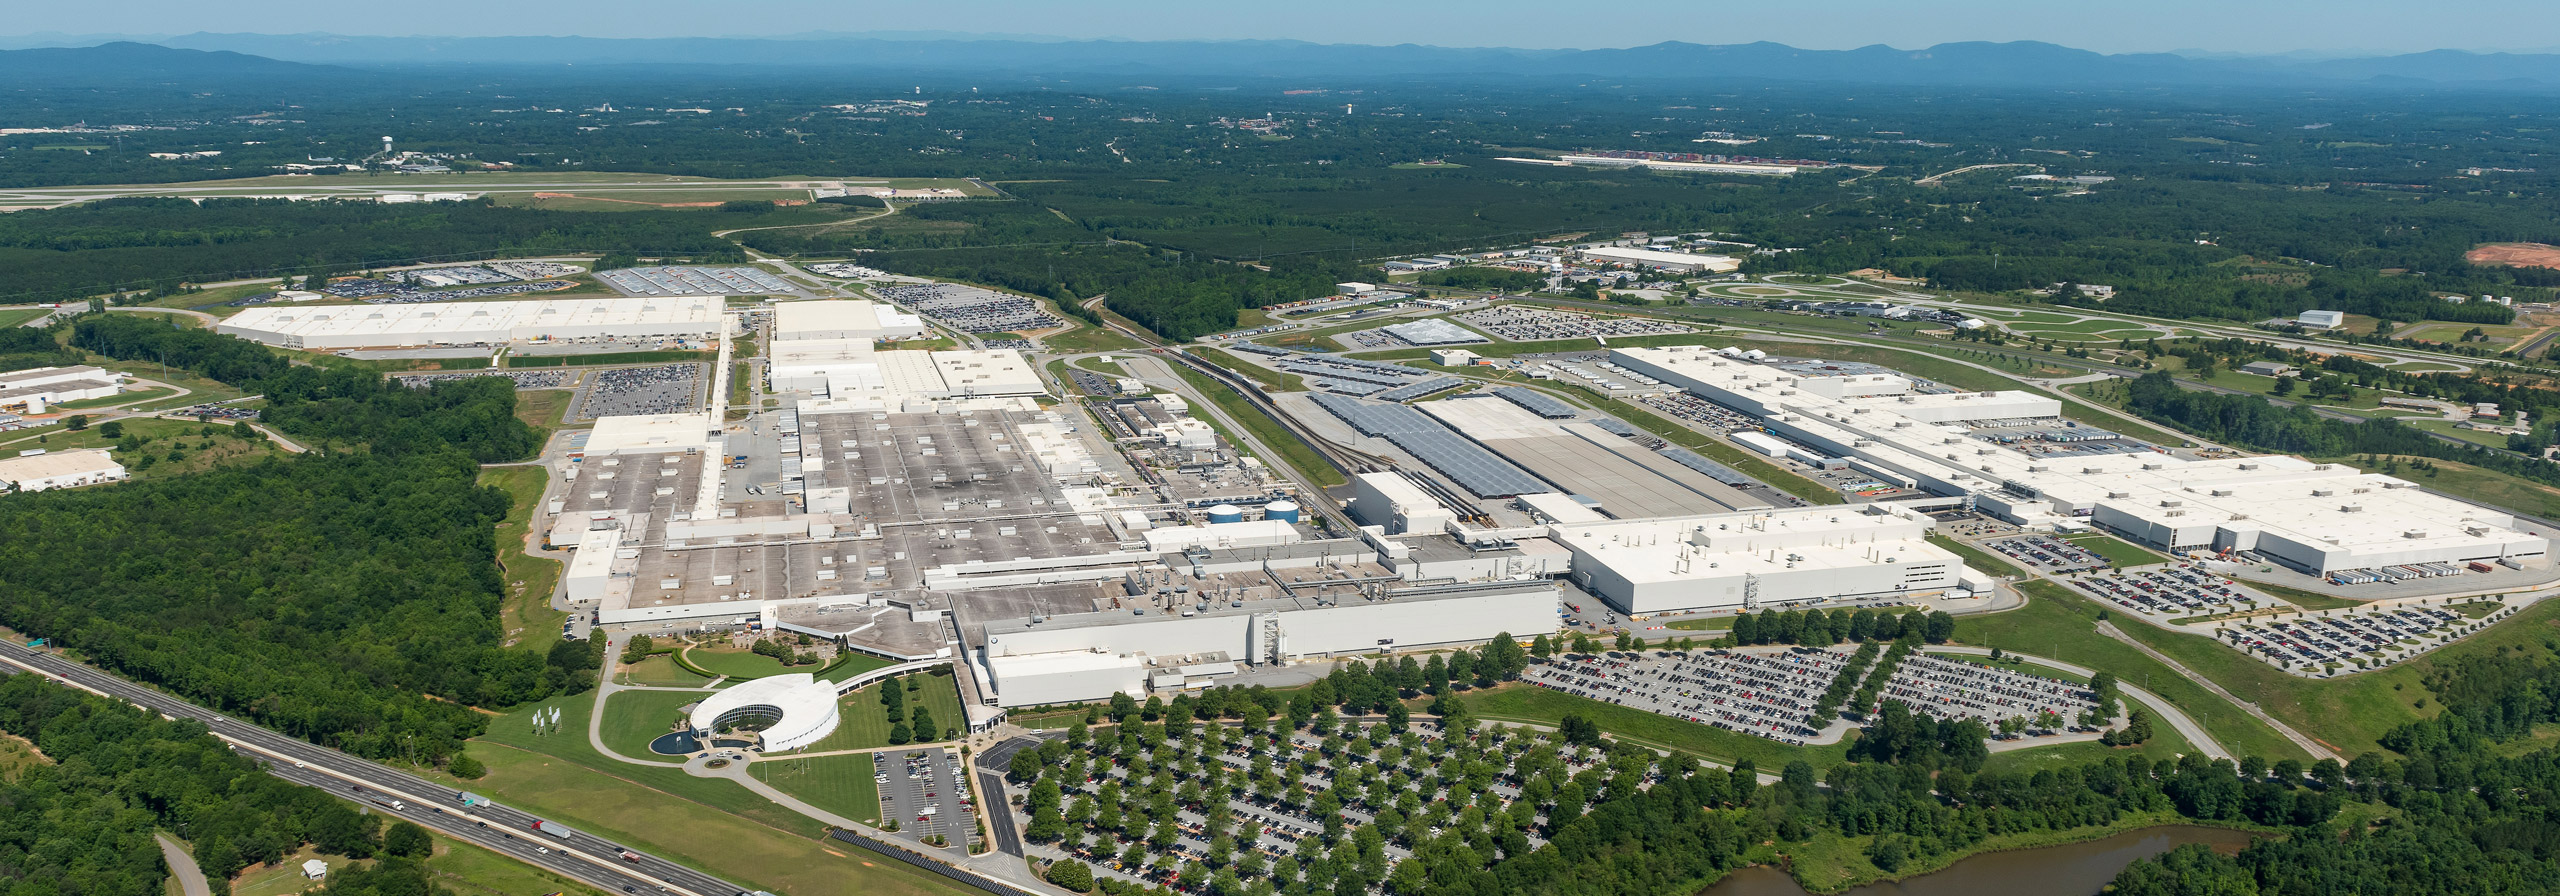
xmin=14 ymin=35 xmax=2560 ymax=91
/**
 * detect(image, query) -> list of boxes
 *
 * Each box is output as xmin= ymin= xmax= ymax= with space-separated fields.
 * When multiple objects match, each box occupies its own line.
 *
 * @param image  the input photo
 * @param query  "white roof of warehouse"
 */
xmin=772 ymin=300 xmax=925 ymax=339
xmin=0 ymin=448 xmax=123 ymax=482
xmin=586 ymin=413 xmax=715 ymax=455
xmin=221 ymin=296 xmax=721 ymax=343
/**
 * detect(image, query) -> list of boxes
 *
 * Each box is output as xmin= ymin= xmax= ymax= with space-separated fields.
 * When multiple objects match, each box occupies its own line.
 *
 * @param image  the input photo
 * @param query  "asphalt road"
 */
xmin=973 ymin=735 xmax=1051 ymax=859
xmin=0 ymin=642 xmax=749 ymax=896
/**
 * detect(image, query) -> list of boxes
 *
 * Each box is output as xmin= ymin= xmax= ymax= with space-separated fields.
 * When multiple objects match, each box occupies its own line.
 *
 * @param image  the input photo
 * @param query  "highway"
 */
xmin=0 ymin=642 xmax=752 ymax=896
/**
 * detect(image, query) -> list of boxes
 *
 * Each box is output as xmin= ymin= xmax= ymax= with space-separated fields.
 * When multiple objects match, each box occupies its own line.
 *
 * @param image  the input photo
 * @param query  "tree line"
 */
xmin=0 ymin=675 xmax=449 ymax=896
xmin=0 ymin=314 xmax=581 ymax=768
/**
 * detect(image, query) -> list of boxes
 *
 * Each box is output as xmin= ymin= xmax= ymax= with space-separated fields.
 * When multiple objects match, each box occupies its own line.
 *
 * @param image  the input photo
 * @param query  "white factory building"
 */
xmin=771 ymin=300 xmax=927 ymax=341
xmin=1350 ymin=472 xmax=1457 ymax=535
xmin=1575 ymin=246 xmax=1742 ymax=273
xmin=0 ymin=366 xmax=121 ymax=414
xmin=980 ymin=580 xmax=1560 ymax=707
xmin=1555 ymin=504 xmax=1981 ymax=614
xmin=219 ymin=296 xmax=724 ymax=350
xmin=0 ymin=448 xmax=129 ymax=492
xmin=688 ymin=673 xmax=840 ymax=752
xmin=1612 ymin=345 xmax=2549 ymax=574
xmin=766 ymin=343 xmax=1044 ymax=403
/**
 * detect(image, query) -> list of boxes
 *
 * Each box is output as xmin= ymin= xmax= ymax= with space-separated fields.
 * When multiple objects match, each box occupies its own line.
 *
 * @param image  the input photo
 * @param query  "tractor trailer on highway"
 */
xmin=530 ymin=820 xmax=575 ymax=840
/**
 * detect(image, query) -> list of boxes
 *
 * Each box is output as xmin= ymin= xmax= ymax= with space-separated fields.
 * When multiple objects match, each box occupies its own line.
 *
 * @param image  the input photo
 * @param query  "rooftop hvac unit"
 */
xmin=2108 ymin=491 xmax=2130 ymax=499
xmin=2341 ymin=504 xmax=2363 ymax=513
xmin=2028 ymin=464 xmax=2049 ymax=472
xmin=2210 ymin=489 xmax=2233 ymax=497
xmin=2311 ymin=489 xmax=2335 ymax=497
xmin=2404 ymin=530 xmax=2428 ymax=539
xmin=2141 ymin=463 xmax=2163 ymax=470
xmin=2159 ymin=499 xmax=2183 ymax=507
xmin=2238 ymin=463 xmax=2260 ymax=471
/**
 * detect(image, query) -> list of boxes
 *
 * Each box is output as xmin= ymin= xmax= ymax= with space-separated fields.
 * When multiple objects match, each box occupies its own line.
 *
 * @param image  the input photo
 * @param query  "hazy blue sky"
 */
xmin=16 ymin=0 xmax=2559 ymax=55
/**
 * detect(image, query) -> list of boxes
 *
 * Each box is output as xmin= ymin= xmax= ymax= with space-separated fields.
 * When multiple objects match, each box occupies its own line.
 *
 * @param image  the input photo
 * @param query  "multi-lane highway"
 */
xmin=0 ymin=642 xmax=754 ymax=896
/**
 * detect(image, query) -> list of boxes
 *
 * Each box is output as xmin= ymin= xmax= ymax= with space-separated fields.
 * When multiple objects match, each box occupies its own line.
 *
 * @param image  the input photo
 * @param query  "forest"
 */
xmin=2109 ymin=649 xmax=2560 ymax=895
xmin=0 ymin=197 xmax=785 ymax=303
xmin=0 ymin=315 xmax=576 ymax=764
xmin=0 ymin=674 xmax=450 ymax=896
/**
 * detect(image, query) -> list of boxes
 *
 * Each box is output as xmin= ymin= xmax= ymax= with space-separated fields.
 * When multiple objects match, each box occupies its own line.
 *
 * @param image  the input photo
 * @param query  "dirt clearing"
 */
xmin=2466 ymin=242 xmax=2560 ymax=270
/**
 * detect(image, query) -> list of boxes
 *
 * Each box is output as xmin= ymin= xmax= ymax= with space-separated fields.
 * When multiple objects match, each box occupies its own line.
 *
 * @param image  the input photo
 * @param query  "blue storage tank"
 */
xmin=1263 ymin=500 xmax=1301 ymax=523
xmin=1206 ymin=504 xmax=1244 ymax=523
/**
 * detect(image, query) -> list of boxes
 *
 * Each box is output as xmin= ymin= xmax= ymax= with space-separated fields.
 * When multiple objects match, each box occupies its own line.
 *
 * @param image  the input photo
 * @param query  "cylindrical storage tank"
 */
xmin=23 ymin=396 xmax=44 ymax=415
xmin=1206 ymin=504 xmax=1244 ymax=524
xmin=1263 ymin=500 xmax=1301 ymax=523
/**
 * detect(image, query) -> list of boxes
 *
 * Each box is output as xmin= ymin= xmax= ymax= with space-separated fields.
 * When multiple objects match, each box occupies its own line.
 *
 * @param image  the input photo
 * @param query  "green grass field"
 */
xmin=1041 ymin=321 xmax=1147 ymax=354
xmin=478 ymin=466 xmax=566 ymax=650
xmin=1929 ymin=535 xmax=2027 ymax=578
xmin=617 ymin=654 xmax=715 ymax=687
xmin=601 ymin=689 xmax=709 ymax=757
xmin=1194 ymin=346 xmax=1303 ymax=392
xmin=512 ymin=389 xmax=574 ymax=439
xmin=440 ymin=693 xmax=981 ymax=896
xmin=819 ymin=651 xmax=899 ymax=683
xmin=231 ymin=846 xmax=368 ymax=896
xmin=683 ymin=646 xmax=806 ymax=680
xmin=750 ymin=754 xmax=884 ymax=825
xmin=2101 ymin=592 xmax=2560 ymax=757
xmin=0 ymin=308 xmax=52 ymax=328
xmin=1955 ymin=582 xmax=2308 ymax=762
xmin=2063 ymin=533 xmax=2169 ymax=567
xmin=788 ymin=671 xmax=972 ymax=753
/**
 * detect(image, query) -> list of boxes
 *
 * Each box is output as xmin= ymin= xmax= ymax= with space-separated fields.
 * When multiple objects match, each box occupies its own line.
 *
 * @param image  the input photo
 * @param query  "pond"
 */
xmin=1700 ymin=826 xmax=2261 ymax=896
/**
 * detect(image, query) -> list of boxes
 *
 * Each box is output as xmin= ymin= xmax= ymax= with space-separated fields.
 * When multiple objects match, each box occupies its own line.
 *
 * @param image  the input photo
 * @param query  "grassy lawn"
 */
xmin=1663 ymin=617 xmax=1735 ymax=632
xmin=439 ymin=694 xmax=982 ymax=896
xmin=1461 ymin=682 xmax=1853 ymax=770
xmin=2101 ymin=591 xmax=2560 ymax=758
xmin=750 ymin=754 xmax=884 ymax=825
xmin=2063 ymin=533 xmax=2169 ymax=567
xmin=424 ymin=832 xmax=613 ymax=896
xmin=513 ymin=389 xmax=574 ymax=439
xmin=683 ymin=645 xmax=805 ymax=680
xmin=0 ymin=418 xmax=288 ymax=480
xmin=616 ymin=654 xmax=714 ymax=687
xmin=0 ymin=733 xmax=46 ymax=782
xmin=231 ymin=846 xmax=367 ymax=896
xmin=1929 ymin=535 xmax=2027 ymax=578
xmin=1194 ymin=346 xmax=1303 ymax=392
xmin=788 ymin=671 xmax=972 ymax=753
xmin=52 ymin=385 xmax=175 ymax=409
xmin=601 ymin=690 xmax=709 ymax=758
xmin=0 ymin=308 xmax=50 ymax=328
xmin=1954 ymin=582 xmax=2309 ymax=762
xmin=478 ymin=466 xmax=565 ymax=650
xmin=1042 ymin=323 xmax=1146 ymax=354
xmin=819 ymin=651 xmax=900 ymax=684
xmin=1165 ymin=356 xmax=1347 ymax=488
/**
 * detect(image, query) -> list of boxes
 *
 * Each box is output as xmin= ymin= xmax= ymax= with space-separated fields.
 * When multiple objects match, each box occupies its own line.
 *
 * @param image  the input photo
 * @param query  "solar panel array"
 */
xmin=1281 ymin=360 xmax=1412 ymax=387
xmin=1307 ymin=393 xmax=1548 ymax=497
xmin=1374 ymin=377 xmax=1467 ymax=402
xmin=1495 ymin=387 xmax=1577 ymax=419
xmin=1232 ymin=343 xmax=1291 ymax=357
xmin=1588 ymin=418 xmax=1641 ymax=437
xmin=1657 ymin=446 xmax=1760 ymax=487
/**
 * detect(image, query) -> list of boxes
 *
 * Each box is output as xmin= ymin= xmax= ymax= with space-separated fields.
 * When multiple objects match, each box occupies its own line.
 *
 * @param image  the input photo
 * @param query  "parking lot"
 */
xmin=573 ymin=364 xmax=704 ymax=420
xmin=2212 ymin=600 xmax=2511 ymax=677
xmin=1982 ymin=534 xmax=2110 ymax=573
xmin=1454 ymin=306 xmax=1692 ymax=341
xmin=394 ymin=369 xmax=571 ymax=391
xmin=1525 ymin=647 xmax=2103 ymax=745
xmin=599 ymin=266 xmax=801 ymax=296
xmin=875 ymin=283 xmax=1063 ymax=333
xmin=875 ymin=747 xmax=981 ymax=852
xmin=1004 ymin=709 xmax=1600 ymax=895
xmin=2066 ymin=565 xmax=2268 ymax=618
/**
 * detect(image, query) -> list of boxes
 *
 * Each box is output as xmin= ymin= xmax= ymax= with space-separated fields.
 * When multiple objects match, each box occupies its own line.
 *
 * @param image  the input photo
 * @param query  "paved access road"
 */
xmin=0 ymin=643 xmax=745 ymax=896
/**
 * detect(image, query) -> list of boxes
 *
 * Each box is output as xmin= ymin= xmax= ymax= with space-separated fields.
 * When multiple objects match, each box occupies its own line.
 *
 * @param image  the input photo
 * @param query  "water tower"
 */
xmin=381 ymin=136 xmax=394 ymax=156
